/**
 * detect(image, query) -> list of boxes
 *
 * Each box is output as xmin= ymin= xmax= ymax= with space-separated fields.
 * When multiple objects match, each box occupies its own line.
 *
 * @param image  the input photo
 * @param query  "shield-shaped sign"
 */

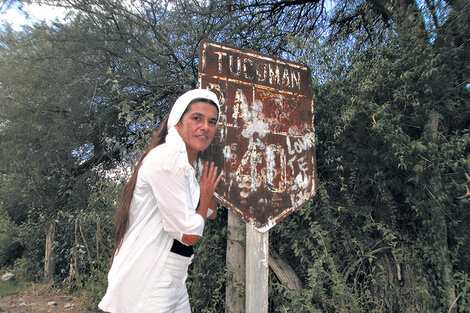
xmin=199 ymin=40 xmax=316 ymax=232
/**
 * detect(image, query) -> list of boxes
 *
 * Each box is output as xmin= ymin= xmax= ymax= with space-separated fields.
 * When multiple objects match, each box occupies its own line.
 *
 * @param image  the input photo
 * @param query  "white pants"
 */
xmin=142 ymin=252 xmax=193 ymax=313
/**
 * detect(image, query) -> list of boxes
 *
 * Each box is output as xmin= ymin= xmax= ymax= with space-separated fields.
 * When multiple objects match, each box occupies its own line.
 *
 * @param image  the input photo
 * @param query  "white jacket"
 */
xmin=99 ymin=127 xmax=204 ymax=313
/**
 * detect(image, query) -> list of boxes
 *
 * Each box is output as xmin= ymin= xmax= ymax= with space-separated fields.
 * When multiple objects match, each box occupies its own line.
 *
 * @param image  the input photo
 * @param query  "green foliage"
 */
xmin=455 ymin=272 xmax=470 ymax=312
xmin=0 ymin=207 xmax=22 ymax=267
xmin=187 ymin=208 xmax=228 ymax=313
xmin=270 ymin=0 xmax=470 ymax=311
xmin=13 ymin=256 xmax=43 ymax=283
xmin=269 ymin=183 xmax=403 ymax=312
xmin=81 ymin=258 xmax=111 ymax=311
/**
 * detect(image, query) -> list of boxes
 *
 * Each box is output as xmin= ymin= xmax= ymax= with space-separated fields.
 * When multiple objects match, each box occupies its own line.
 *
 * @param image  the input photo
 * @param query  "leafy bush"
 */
xmin=13 ymin=256 xmax=43 ymax=282
xmin=82 ymin=258 xmax=111 ymax=311
xmin=455 ymin=272 xmax=470 ymax=313
xmin=0 ymin=207 xmax=22 ymax=267
xmin=187 ymin=208 xmax=228 ymax=313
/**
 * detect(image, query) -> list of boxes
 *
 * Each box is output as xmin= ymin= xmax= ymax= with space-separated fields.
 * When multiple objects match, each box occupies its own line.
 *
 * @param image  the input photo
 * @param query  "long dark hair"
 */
xmin=113 ymin=98 xmax=218 ymax=250
xmin=113 ymin=115 xmax=169 ymax=250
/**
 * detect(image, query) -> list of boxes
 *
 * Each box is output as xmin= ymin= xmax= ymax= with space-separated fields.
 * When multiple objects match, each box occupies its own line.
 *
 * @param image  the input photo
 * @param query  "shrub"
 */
xmin=0 ymin=207 xmax=22 ymax=267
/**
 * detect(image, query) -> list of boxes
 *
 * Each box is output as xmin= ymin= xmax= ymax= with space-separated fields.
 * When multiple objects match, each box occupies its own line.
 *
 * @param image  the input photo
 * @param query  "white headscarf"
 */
xmin=167 ymin=89 xmax=220 ymax=128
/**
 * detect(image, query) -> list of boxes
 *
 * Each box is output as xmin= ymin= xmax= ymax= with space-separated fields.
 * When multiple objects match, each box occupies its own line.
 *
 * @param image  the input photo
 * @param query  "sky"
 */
xmin=0 ymin=2 xmax=70 ymax=31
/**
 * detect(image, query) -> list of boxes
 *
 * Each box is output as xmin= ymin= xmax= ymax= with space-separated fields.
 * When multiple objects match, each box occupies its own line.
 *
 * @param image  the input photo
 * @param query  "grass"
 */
xmin=0 ymin=279 xmax=23 ymax=296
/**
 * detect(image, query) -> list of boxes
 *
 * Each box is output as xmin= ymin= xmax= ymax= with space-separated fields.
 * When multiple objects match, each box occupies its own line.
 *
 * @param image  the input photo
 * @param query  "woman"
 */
xmin=99 ymin=89 xmax=223 ymax=313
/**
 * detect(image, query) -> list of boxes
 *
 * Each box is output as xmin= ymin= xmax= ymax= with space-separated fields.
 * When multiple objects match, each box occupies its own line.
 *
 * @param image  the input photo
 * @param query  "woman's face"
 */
xmin=175 ymin=101 xmax=218 ymax=164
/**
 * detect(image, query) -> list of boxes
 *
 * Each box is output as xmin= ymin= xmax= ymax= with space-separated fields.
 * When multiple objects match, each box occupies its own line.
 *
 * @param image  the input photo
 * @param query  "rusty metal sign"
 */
xmin=199 ymin=40 xmax=316 ymax=232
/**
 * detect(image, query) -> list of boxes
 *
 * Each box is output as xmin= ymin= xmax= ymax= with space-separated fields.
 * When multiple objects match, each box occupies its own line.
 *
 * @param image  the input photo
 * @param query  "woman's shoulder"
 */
xmin=141 ymin=144 xmax=173 ymax=168
xmin=145 ymin=144 xmax=167 ymax=161
xmin=142 ymin=144 xmax=194 ymax=176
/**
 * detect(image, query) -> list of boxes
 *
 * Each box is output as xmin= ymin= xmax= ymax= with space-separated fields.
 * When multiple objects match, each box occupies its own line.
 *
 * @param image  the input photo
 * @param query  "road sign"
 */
xmin=199 ymin=40 xmax=316 ymax=232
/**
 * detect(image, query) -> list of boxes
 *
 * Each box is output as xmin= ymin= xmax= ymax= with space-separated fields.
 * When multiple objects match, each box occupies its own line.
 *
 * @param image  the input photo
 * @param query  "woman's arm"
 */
xmin=182 ymin=162 xmax=222 ymax=246
xmin=182 ymin=198 xmax=218 ymax=245
xmin=207 ymin=198 xmax=217 ymax=219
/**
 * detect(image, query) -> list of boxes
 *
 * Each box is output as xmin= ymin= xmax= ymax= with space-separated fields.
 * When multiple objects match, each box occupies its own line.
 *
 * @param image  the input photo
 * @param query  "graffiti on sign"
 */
xmin=199 ymin=40 xmax=316 ymax=232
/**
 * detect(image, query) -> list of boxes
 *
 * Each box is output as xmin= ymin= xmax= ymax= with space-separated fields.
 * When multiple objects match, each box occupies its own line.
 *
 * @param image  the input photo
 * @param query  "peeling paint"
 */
xmin=199 ymin=40 xmax=316 ymax=232
xmin=255 ymin=216 xmax=278 ymax=233
xmin=293 ymin=172 xmax=310 ymax=189
xmin=223 ymin=145 xmax=231 ymax=161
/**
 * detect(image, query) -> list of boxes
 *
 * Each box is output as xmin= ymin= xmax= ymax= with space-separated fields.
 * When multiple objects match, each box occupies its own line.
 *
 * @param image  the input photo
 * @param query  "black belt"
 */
xmin=170 ymin=239 xmax=194 ymax=257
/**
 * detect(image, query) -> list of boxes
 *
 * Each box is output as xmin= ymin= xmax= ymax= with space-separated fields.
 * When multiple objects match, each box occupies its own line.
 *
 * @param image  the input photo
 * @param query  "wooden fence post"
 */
xmin=44 ymin=222 xmax=56 ymax=282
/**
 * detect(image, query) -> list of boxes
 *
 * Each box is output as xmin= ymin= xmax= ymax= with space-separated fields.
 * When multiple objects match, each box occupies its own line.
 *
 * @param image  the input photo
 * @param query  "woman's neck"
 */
xmin=187 ymin=150 xmax=197 ymax=165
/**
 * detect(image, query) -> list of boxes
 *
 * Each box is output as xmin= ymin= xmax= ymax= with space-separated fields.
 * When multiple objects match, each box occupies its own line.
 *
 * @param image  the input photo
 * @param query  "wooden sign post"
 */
xmin=246 ymin=225 xmax=269 ymax=312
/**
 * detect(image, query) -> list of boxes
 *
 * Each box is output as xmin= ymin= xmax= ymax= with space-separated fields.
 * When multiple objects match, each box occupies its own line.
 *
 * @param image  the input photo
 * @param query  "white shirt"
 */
xmin=98 ymin=127 xmax=204 ymax=313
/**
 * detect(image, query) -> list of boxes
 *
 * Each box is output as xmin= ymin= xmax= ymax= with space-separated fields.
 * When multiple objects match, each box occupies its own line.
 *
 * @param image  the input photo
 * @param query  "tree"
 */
xmin=0 ymin=21 xmax=124 ymax=279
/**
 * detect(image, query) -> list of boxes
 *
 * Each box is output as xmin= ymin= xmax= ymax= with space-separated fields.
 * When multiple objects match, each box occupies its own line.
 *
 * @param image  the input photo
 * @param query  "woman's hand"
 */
xmin=197 ymin=161 xmax=223 ymax=220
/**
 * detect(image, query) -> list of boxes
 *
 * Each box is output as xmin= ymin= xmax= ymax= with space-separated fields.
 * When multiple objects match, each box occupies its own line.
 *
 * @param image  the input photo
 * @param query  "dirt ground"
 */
xmin=0 ymin=290 xmax=97 ymax=313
